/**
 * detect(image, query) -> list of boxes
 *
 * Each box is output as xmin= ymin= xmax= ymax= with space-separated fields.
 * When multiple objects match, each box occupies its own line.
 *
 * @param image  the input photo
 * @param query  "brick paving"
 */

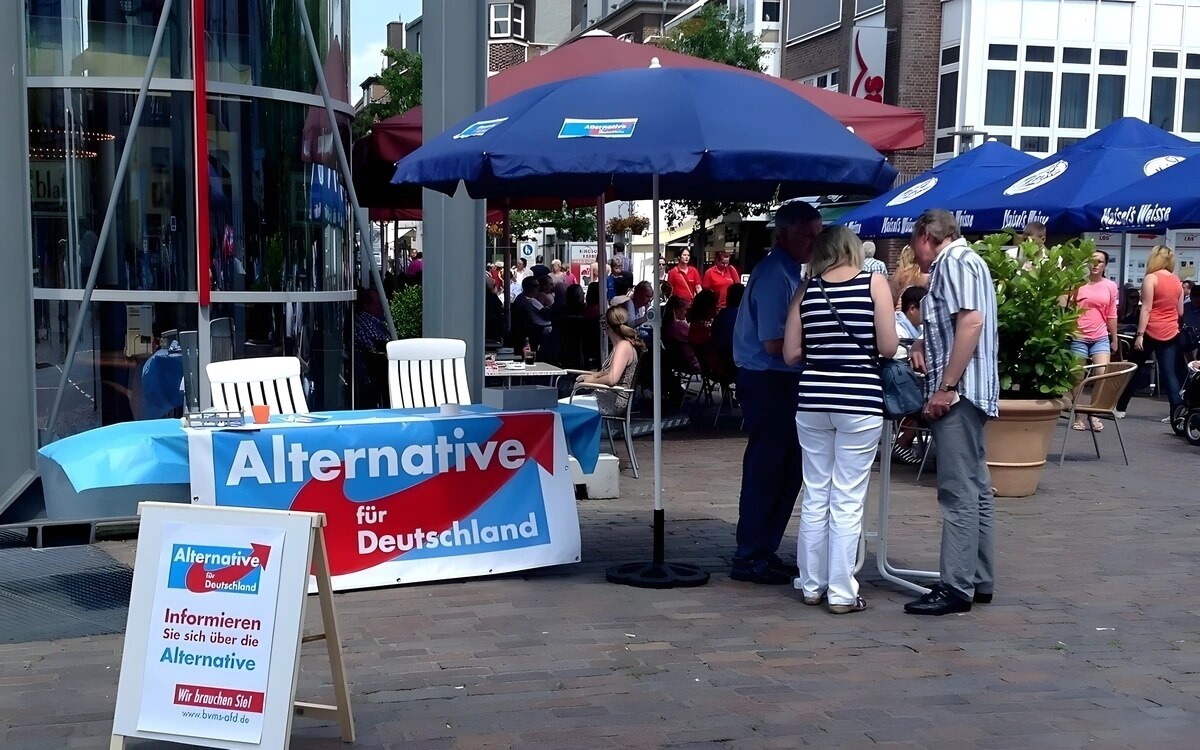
xmin=2 ymin=398 xmax=1198 ymax=748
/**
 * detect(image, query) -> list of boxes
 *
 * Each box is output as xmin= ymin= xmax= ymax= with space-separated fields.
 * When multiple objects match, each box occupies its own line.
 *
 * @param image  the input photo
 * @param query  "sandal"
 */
xmin=828 ymin=596 xmax=867 ymax=615
xmin=1071 ymin=422 xmax=1087 ymax=431
xmin=1089 ymin=416 xmax=1104 ymax=431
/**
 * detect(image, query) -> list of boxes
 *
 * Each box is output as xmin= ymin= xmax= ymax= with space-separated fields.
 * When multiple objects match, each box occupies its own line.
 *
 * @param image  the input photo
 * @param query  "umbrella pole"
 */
xmin=606 ymin=173 xmax=709 ymax=589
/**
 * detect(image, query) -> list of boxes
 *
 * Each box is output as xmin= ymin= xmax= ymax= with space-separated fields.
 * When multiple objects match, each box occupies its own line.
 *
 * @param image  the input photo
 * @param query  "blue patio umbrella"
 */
xmin=1079 ymin=152 xmax=1200 ymax=232
xmin=391 ymin=64 xmax=897 ymax=200
xmin=837 ymin=141 xmax=1037 ymax=238
xmin=393 ymin=61 xmax=897 ymax=589
xmin=949 ymin=118 xmax=1200 ymax=234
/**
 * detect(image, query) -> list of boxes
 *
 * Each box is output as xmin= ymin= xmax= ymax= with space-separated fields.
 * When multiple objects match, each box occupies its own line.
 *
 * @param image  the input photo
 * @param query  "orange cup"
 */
xmin=251 ymin=404 xmax=270 ymax=424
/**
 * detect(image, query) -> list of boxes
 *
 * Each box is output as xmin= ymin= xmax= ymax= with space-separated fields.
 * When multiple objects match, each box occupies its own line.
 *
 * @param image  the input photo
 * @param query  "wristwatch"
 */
xmin=939 ymin=382 xmax=959 ymax=392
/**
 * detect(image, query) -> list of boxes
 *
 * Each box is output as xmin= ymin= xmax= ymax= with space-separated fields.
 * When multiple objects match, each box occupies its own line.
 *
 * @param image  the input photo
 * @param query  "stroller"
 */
xmin=1171 ymin=360 xmax=1200 ymax=445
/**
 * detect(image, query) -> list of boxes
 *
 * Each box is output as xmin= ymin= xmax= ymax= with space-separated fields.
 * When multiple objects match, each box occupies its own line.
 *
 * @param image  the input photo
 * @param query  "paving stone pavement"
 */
xmin=2 ymin=398 xmax=1198 ymax=749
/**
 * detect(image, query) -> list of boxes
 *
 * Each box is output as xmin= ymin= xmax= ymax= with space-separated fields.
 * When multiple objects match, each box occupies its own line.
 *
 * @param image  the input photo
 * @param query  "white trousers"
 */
xmin=794 ymin=410 xmax=882 ymax=606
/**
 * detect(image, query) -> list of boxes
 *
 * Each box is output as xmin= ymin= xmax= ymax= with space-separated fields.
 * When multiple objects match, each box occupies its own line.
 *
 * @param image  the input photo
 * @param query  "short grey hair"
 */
xmin=862 ymin=240 xmax=877 ymax=258
xmin=773 ymin=200 xmax=821 ymax=230
xmin=912 ymin=209 xmax=961 ymax=245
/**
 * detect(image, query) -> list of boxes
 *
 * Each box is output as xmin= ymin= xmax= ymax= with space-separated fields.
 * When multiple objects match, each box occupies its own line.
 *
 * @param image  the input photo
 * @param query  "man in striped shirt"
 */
xmin=905 ymin=209 xmax=1000 ymax=616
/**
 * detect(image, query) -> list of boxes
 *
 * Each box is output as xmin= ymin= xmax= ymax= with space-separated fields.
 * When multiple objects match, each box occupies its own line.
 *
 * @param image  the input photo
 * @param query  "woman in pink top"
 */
xmin=1133 ymin=245 xmax=1186 ymax=418
xmin=1069 ymin=251 xmax=1120 ymax=430
xmin=666 ymin=248 xmax=702 ymax=304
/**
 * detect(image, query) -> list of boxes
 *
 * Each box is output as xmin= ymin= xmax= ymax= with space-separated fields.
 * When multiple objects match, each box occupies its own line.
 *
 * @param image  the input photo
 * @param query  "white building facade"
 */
xmin=937 ymin=0 xmax=1200 ymax=165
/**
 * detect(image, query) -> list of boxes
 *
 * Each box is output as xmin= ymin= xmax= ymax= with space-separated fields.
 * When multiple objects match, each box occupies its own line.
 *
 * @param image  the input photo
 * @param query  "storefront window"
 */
xmin=205 ymin=0 xmax=350 ymax=101
xmin=206 ymin=96 xmax=352 ymax=293
xmin=28 ymin=88 xmax=196 ymax=292
xmin=35 ymin=301 xmax=198 ymax=438
xmin=207 ymin=301 xmax=351 ymax=411
xmin=25 ymin=0 xmax=190 ymax=78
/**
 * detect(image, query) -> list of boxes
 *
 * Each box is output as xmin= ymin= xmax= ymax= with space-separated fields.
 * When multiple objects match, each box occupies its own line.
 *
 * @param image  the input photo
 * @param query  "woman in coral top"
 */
xmin=666 ymin=248 xmax=702 ymax=304
xmin=1133 ymin=245 xmax=1186 ymax=418
xmin=701 ymin=251 xmax=741 ymax=308
xmin=1069 ymin=251 xmax=1120 ymax=431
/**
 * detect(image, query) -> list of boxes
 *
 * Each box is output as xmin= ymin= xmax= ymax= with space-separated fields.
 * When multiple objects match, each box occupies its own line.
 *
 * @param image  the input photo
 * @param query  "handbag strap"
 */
xmin=814 ymin=275 xmax=879 ymax=364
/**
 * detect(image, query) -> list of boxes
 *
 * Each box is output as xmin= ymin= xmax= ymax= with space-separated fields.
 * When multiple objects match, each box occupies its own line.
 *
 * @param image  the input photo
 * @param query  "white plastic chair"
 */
xmin=387 ymin=338 xmax=471 ymax=408
xmin=206 ymin=356 xmax=309 ymax=415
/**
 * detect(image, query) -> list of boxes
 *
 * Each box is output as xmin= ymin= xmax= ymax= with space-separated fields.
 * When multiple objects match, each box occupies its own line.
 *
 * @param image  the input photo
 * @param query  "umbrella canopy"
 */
xmin=356 ymin=31 xmax=924 ymax=213
xmin=391 ymin=64 xmax=898 ymax=201
xmin=1080 ymin=153 xmax=1200 ymax=232
xmin=838 ymin=141 xmax=1038 ymax=238
xmin=949 ymin=118 xmax=1200 ymax=234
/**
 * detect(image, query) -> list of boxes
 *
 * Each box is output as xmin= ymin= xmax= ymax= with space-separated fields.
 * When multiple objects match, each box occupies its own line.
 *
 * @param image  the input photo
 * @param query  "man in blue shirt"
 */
xmin=730 ymin=200 xmax=822 ymax=584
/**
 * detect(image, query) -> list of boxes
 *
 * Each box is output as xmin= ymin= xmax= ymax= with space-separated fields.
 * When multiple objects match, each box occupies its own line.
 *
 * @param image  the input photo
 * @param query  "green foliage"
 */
xmin=971 ymin=232 xmax=1093 ymax=398
xmin=388 ymin=284 xmax=423 ymax=340
xmin=658 ymin=3 xmax=766 ymax=73
xmin=658 ymin=3 xmax=770 ymax=240
xmin=508 ymin=207 xmax=598 ymax=244
xmin=353 ymin=48 xmax=423 ymax=139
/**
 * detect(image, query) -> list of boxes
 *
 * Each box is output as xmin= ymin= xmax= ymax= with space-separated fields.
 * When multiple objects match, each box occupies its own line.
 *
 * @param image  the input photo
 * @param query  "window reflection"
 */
xmin=204 ymin=0 xmax=350 ymax=100
xmin=35 ymin=301 xmax=198 ymax=438
xmin=25 ymin=0 xmax=190 ymax=78
xmin=29 ymin=89 xmax=196 ymax=292
xmin=206 ymin=97 xmax=352 ymax=292
xmin=208 ymin=301 xmax=351 ymax=411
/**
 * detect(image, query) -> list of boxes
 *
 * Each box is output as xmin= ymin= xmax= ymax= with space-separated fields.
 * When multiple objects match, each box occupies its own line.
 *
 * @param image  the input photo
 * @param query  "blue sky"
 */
xmin=350 ymin=0 xmax=423 ymax=86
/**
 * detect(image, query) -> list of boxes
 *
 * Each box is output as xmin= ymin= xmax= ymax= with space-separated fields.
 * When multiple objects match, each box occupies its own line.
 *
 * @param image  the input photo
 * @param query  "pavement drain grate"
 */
xmin=0 ymin=546 xmax=132 ymax=644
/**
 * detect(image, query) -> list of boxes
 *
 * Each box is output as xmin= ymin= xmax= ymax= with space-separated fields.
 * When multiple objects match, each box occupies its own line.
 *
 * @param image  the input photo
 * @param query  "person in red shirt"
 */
xmin=702 ymin=250 xmax=741 ymax=308
xmin=667 ymin=248 xmax=702 ymax=304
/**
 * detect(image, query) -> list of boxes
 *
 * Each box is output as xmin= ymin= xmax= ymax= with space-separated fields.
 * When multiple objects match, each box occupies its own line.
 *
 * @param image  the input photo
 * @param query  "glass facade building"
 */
xmin=24 ymin=0 xmax=355 ymax=441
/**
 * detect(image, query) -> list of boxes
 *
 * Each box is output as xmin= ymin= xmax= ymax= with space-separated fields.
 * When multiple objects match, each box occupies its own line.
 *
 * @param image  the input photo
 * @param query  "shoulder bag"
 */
xmin=815 ymin=277 xmax=925 ymax=420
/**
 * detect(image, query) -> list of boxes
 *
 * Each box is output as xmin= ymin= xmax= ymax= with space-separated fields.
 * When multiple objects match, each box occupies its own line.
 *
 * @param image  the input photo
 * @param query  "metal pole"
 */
xmin=294 ymin=0 xmax=397 ymax=339
xmin=597 ymin=195 xmax=610 ymax=360
xmin=45 ymin=0 xmax=176 ymax=440
xmin=652 ymin=174 xmax=663 ymax=517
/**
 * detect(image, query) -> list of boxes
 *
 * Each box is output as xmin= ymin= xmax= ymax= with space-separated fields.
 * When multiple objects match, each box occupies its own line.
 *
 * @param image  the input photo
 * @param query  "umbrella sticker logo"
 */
xmin=558 ymin=118 xmax=638 ymax=139
xmin=1003 ymin=160 xmax=1068 ymax=196
xmin=886 ymin=177 xmax=938 ymax=206
xmin=1143 ymin=155 xmax=1187 ymax=176
xmin=453 ymin=118 xmax=509 ymax=140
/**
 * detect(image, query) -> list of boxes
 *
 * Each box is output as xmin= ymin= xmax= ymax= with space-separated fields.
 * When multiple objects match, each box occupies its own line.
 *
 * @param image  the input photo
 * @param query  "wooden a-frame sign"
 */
xmin=111 ymin=503 xmax=355 ymax=749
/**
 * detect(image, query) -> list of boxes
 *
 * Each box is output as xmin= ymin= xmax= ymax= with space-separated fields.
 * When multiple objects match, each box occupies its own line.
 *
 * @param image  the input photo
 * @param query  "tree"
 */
xmin=508 ymin=207 xmax=598 ymax=246
xmin=657 ymin=3 xmax=771 ymax=251
xmin=353 ymin=48 xmax=423 ymax=139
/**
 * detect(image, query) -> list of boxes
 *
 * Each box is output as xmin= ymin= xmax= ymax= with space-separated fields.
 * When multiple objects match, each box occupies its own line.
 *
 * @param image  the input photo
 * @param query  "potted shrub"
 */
xmin=388 ymin=284 xmax=423 ymax=340
xmin=972 ymin=232 xmax=1092 ymax=497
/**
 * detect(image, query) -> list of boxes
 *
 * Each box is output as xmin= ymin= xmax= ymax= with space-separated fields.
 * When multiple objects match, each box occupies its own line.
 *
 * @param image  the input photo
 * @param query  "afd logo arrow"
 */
xmin=290 ymin=413 xmax=556 ymax=576
xmin=184 ymin=543 xmax=271 ymax=593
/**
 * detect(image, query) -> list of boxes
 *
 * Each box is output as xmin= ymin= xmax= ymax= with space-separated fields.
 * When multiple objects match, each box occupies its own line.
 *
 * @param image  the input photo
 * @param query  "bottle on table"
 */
xmin=522 ymin=338 xmax=535 ymax=364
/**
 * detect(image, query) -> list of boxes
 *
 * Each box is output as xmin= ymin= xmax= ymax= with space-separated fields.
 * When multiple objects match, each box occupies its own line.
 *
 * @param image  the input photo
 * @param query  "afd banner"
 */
xmin=136 ymin=521 xmax=285 ymax=743
xmin=187 ymin=411 xmax=579 ymax=591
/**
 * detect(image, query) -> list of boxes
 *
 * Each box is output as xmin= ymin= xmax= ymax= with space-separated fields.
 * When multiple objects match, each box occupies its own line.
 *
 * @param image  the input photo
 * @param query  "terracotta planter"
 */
xmin=985 ymin=398 xmax=1064 ymax=498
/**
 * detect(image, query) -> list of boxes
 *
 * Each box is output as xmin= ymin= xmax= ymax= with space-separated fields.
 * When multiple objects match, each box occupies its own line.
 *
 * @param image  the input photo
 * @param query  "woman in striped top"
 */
xmin=783 ymin=226 xmax=898 ymax=614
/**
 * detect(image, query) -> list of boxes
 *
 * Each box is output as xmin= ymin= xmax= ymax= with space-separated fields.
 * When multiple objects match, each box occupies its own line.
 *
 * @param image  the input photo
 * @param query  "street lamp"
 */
xmin=950 ymin=125 xmax=988 ymax=155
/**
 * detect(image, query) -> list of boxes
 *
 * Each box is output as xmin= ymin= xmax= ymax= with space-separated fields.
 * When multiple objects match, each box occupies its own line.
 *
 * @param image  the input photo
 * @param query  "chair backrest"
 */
xmin=206 ymin=356 xmax=309 ymax=414
xmin=178 ymin=330 xmax=200 ymax=412
xmin=1080 ymin=361 xmax=1138 ymax=412
xmin=386 ymin=338 xmax=471 ymax=408
xmin=210 ymin=317 xmax=235 ymax=363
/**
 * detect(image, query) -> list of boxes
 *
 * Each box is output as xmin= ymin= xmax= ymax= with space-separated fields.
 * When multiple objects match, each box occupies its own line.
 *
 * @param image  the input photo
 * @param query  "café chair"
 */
xmin=387 ymin=338 xmax=471 ymax=409
xmin=206 ymin=356 xmax=309 ymax=415
xmin=1058 ymin=361 xmax=1138 ymax=466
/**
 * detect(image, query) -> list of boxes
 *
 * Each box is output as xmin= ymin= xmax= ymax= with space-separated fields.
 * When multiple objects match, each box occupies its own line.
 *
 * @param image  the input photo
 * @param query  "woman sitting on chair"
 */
xmin=571 ymin=305 xmax=646 ymax=416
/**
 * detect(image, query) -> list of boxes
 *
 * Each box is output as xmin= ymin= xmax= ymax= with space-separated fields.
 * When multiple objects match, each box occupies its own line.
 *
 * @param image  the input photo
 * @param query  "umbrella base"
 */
xmin=605 ymin=560 xmax=710 ymax=589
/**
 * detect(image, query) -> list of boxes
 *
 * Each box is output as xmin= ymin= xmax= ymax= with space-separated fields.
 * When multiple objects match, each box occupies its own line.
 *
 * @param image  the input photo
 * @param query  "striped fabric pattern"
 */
xmin=922 ymin=238 xmax=1000 ymax=417
xmin=797 ymin=272 xmax=883 ymax=416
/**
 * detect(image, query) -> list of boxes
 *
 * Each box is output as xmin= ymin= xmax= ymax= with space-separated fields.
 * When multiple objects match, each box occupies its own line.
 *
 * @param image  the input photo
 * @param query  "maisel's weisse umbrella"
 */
xmin=949 ymin=118 xmax=1200 ymax=234
xmin=1081 ymin=152 xmax=1200 ymax=232
xmin=391 ymin=65 xmax=897 ymax=201
xmin=837 ymin=141 xmax=1037 ymax=238
xmin=393 ymin=61 xmax=896 ymax=589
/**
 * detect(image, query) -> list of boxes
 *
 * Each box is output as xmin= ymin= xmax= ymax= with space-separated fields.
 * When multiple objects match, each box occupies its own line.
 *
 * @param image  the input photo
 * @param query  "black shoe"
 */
xmin=730 ymin=560 xmax=792 ymax=585
xmin=766 ymin=555 xmax=800 ymax=578
xmin=904 ymin=585 xmax=972 ymax=616
xmin=973 ymin=591 xmax=993 ymax=604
